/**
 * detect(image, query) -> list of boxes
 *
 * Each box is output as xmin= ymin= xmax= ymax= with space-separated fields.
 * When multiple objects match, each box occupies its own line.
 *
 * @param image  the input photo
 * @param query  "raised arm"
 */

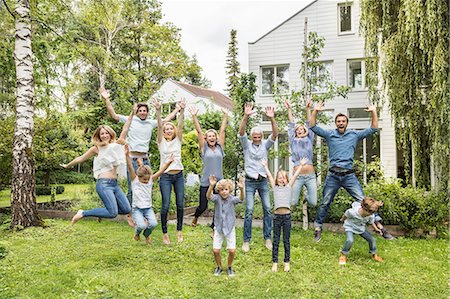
xmin=206 ymin=175 xmax=217 ymax=200
xmin=284 ymin=99 xmax=294 ymax=123
xmin=60 ymin=146 xmax=98 ymax=169
xmin=176 ymin=99 xmax=186 ymax=141
xmin=239 ymin=102 xmax=254 ymax=136
xmin=365 ymin=105 xmax=378 ymax=129
xmin=152 ymin=99 xmax=163 ymax=143
xmin=162 ymin=103 xmax=181 ymax=123
xmin=237 ymin=176 xmax=245 ymax=202
xmin=265 ymin=106 xmax=279 ymax=140
xmin=188 ymin=106 xmax=205 ymax=152
xmin=152 ymin=154 xmax=174 ymax=180
xmin=289 ymin=158 xmax=308 ymax=187
xmin=124 ymin=144 xmax=136 ymax=181
xmin=305 ymin=98 xmax=312 ymax=122
xmin=309 ymin=102 xmax=324 ymax=127
xmin=99 ymin=87 xmax=119 ymax=122
xmin=261 ymin=159 xmax=275 ymax=188
xmin=117 ymin=105 xmax=136 ymax=145
xmin=218 ymin=108 xmax=228 ymax=146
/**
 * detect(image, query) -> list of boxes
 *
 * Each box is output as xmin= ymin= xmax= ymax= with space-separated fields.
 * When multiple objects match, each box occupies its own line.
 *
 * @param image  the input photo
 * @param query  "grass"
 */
xmin=0 ymin=184 xmax=92 ymax=208
xmin=0 ymin=219 xmax=447 ymax=298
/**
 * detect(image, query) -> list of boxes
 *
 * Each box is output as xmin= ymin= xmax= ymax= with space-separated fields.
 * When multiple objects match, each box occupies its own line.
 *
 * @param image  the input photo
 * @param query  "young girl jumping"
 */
xmin=262 ymin=158 xmax=308 ymax=272
xmin=125 ymin=144 xmax=174 ymax=245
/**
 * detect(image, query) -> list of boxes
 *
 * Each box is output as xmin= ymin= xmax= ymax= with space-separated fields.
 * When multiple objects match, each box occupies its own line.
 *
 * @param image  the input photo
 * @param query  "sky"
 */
xmin=160 ymin=0 xmax=313 ymax=93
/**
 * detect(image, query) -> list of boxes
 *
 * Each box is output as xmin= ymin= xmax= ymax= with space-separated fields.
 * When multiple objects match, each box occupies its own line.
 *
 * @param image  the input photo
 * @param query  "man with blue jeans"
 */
xmin=310 ymin=102 xmax=393 ymax=241
xmin=99 ymin=87 xmax=180 ymax=226
xmin=239 ymin=102 xmax=278 ymax=252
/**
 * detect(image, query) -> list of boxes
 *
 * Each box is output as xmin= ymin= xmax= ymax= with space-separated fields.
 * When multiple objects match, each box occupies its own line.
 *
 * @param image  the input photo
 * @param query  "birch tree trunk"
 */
xmin=11 ymin=0 xmax=40 ymax=228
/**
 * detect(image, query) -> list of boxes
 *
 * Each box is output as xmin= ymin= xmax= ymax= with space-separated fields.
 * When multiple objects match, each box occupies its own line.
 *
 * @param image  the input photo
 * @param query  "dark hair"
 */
xmin=334 ymin=113 xmax=348 ymax=123
xmin=136 ymin=103 xmax=149 ymax=113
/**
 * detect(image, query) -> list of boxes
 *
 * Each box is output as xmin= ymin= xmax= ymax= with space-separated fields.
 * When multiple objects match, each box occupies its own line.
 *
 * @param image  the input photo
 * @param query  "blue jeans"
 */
xmin=272 ymin=214 xmax=291 ymax=263
xmin=314 ymin=172 xmax=364 ymax=229
xmin=244 ymin=177 xmax=272 ymax=242
xmin=291 ymin=172 xmax=318 ymax=207
xmin=83 ymin=179 xmax=131 ymax=218
xmin=341 ymin=230 xmax=377 ymax=255
xmin=126 ymin=157 xmax=150 ymax=205
xmin=133 ymin=207 xmax=158 ymax=238
xmin=159 ymin=172 xmax=184 ymax=233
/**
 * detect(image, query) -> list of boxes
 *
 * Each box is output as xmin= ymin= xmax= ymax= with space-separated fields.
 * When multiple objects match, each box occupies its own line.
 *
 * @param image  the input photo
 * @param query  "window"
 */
xmin=310 ymin=61 xmax=333 ymax=93
xmin=354 ymin=133 xmax=380 ymax=182
xmin=348 ymin=108 xmax=370 ymax=119
xmin=162 ymin=102 xmax=177 ymax=117
xmin=338 ymin=2 xmax=353 ymax=34
xmin=261 ymin=65 xmax=289 ymax=95
xmin=347 ymin=60 xmax=365 ymax=89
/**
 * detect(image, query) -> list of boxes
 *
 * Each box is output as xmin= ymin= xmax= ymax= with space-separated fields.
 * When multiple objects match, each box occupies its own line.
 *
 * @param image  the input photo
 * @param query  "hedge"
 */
xmin=35 ymin=185 xmax=65 ymax=196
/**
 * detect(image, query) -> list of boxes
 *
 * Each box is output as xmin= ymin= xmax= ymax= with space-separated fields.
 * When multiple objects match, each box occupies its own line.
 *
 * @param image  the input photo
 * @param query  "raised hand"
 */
xmin=314 ymin=102 xmax=324 ymax=111
xmin=188 ymin=106 xmax=199 ymax=116
xmin=60 ymin=163 xmax=69 ymax=169
xmin=132 ymin=103 xmax=138 ymax=115
xmin=124 ymin=144 xmax=130 ymax=155
xmin=152 ymin=99 xmax=161 ymax=110
xmin=365 ymin=104 xmax=377 ymax=113
xmin=98 ymin=87 xmax=110 ymax=99
xmin=284 ymin=99 xmax=291 ymax=110
xmin=244 ymin=102 xmax=255 ymax=116
xmin=265 ymin=106 xmax=275 ymax=118
xmin=221 ymin=107 xmax=229 ymax=115
xmin=237 ymin=176 xmax=245 ymax=189
xmin=209 ymin=175 xmax=217 ymax=186
xmin=261 ymin=159 xmax=268 ymax=168
xmin=178 ymin=98 xmax=186 ymax=109
xmin=306 ymin=97 xmax=312 ymax=109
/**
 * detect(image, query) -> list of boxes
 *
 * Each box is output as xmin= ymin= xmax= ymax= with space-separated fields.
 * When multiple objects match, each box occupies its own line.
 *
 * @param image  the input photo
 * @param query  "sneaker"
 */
xmin=382 ymin=229 xmax=395 ymax=240
xmin=191 ymin=217 xmax=198 ymax=227
xmin=339 ymin=255 xmax=347 ymax=265
xmin=314 ymin=229 xmax=322 ymax=242
xmin=227 ymin=267 xmax=235 ymax=277
xmin=372 ymin=254 xmax=384 ymax=262
xmin=214 ymin=267 xmax=222 ymax=276
xmin=242 ymin=242 xmax=250 ymax=252
xmin=265 ymin=239 xmax=273 ymax=251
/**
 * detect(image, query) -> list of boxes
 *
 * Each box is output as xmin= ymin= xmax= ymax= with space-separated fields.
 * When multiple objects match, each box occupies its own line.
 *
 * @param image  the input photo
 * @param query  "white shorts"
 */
xmin=213 ymin=227 xmax=236 ymax=250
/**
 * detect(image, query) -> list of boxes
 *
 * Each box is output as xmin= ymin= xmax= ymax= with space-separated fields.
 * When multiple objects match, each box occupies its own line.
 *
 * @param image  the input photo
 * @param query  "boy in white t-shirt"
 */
xmin=339 ymin=197 xmax=384 ymax=265
xmin=207 ymin=175 xmax=244 ymax=276
xmin=125 ymin=145 xmax=173 ymax=244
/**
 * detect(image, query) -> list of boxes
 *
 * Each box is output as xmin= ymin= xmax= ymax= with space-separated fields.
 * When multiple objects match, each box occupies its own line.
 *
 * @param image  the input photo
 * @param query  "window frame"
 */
xmin=347 ymin=59 xmax=366 ymax=91
xmin=337 ymin=2 xmax=355 ymax=35
xmin=310 ymin=61 xmax=334 ymax=93
xmin=260 ymin=65 xmax=290 ymax=96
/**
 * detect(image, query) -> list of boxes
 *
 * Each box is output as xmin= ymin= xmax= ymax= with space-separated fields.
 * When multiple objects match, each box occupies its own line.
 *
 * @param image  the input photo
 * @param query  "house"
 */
xmin=248 ymin=0 xmax=399 ymax=181
xmin=154 ymin=79 xmax=234 ymax=116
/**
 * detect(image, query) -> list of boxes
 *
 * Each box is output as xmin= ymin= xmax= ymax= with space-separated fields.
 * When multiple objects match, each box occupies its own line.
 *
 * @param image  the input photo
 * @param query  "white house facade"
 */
xmin=248 ymin=0 xmax=399 ymax=180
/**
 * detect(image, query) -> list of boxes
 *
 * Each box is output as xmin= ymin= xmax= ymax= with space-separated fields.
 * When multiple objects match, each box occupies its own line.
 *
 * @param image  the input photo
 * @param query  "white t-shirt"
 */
xmin=158 ymin=137 xmax=183 ymax=172
xmin=118 ymin=115 xmax=157 ymax=153
xmin=92 ymin=143 xmax=126 ymax=179
xmin=131 ymin=177 xmax=153 ymax=209
xmin=343 ymin=202 xmax=375 ymax=234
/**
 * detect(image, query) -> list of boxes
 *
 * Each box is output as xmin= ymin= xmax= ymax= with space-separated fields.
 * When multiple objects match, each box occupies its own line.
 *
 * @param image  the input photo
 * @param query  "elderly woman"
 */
xmin=153 ymin=99 xmax=186 ymax=245
xmin=188 ymin=106 xmax=228 ymax=229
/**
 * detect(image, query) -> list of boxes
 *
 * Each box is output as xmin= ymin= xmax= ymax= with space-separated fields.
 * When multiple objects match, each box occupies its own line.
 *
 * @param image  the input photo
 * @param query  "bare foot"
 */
xmin=71 ymin=210 xmax=83 ymax=225
xmin=284 ymin=262 xmax=290 ymax=272
xmin=146 ymin=236 xmax=152 ymax=245
xmin=162 ymin=233 xmax=171 ymax=245
xmin=177 ymin=231 xmax=183 ymax=243
xmin=271 ymin=263 xmax=278 ymax=272
xmin=127 ymin=215 xmax=135 ymax=228
xmin=134 ymin=234 xmax=141 ymax=241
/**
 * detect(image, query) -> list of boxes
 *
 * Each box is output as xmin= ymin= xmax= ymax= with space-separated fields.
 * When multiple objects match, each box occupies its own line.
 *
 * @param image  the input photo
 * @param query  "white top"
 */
xmin=92 ymin=143 xmax=127 ymax=179
xmin=131 ymin=177 xmax=153 ymax=209
xmin=273 ymin=185 xmax=292 ymax=210
xmin=343 ymin=202 xmax=375 ymax=234
xmin=158 ymin=137 xmax=183 ymax=172
xmin=118 ymin=115 xmax=157 ymax=153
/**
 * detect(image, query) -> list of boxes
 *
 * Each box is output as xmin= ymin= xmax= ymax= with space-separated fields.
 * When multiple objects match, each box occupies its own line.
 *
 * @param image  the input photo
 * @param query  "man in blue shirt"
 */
xmin=239 ymin=102 xmax=278 ymax=252
xmin=310 ymin=102 xmax=392 ymax=241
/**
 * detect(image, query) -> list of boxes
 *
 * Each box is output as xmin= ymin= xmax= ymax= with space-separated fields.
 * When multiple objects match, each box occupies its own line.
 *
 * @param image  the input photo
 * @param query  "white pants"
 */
xmin=213 ymin=227 xmax=236 ymax=250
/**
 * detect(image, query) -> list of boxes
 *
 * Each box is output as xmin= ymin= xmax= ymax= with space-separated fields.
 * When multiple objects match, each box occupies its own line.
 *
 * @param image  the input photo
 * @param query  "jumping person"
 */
xmin=188 ymin=106 xmax=228 ymax=230
xmin=284 ymin=98 xmax=317 ymax=207
xmin=62 ymin=109 xmax=135 ymax=225
xmin=239 ymin=102 xmax=278 ymax=252
xmin=153 ymin=98 xmax=186 ymax=244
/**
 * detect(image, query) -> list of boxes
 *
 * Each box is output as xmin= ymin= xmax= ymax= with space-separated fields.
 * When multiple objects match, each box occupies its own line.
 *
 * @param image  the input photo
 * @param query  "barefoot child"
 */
xmin=207 ymin=175 xmax=244 ymax=276
xmin=125 ymin=144 xmax=173 ymax=245
xmin=262 ymin=158 xmax=308 ymax=272
xmin=339 ymin=197 xmax=384 ymax=265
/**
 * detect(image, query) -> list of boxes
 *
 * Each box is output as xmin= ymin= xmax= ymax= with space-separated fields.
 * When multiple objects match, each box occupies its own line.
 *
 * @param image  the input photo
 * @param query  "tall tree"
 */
xmin=360 ymin=0 xmax=450 ymax=193
xmin=225 ymin=29 xmax=240 ymax=96
xmin=11 ymin=0 xmax=41 ymax=228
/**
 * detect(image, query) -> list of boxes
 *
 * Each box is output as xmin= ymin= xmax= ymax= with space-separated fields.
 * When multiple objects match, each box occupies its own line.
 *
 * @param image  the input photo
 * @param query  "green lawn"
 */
xmin=0 ymin=184 xmax=91 ymax=208
xmin=0 ymin=220 xmax=447 ymax=298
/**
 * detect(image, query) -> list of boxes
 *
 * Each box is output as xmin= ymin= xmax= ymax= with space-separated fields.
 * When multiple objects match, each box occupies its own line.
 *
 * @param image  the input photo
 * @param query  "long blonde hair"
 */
xmin=163 ymin=122 xmax=178 ymax=140
xmin=91 ymin=125 xmax=117 ymax=146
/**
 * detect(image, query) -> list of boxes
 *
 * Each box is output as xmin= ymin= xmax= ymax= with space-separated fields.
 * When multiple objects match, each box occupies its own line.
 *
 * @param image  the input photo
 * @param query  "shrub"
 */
xmin=35 ymin=185 xmax=65 ymax=196
xmin=36 ymin=170 xmax=93 ymax=185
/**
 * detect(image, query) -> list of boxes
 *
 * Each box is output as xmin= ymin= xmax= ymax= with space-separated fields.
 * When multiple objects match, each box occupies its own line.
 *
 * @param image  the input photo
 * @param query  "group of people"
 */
xmin=62 ymin=88 xmax=393 ymax=276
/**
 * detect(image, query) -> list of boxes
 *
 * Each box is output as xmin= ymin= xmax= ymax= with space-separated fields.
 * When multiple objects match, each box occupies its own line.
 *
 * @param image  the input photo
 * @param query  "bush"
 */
xmin=35 ymin=185 xmax=65 ymax=196
xmin=36 ymin=170 xmax=93 ymax=185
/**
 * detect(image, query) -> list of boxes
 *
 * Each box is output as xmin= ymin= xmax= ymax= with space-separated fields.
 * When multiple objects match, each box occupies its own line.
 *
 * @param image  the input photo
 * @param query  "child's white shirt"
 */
xmin=132 ymin=177 xmax=153 ymax=209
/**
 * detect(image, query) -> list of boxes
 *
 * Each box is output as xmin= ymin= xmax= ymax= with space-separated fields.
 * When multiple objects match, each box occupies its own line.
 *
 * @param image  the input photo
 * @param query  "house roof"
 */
xmin=249 ymin=0 xmax=318 ymax=45
xmin=169 ymin=79 xmax=234 ymax=110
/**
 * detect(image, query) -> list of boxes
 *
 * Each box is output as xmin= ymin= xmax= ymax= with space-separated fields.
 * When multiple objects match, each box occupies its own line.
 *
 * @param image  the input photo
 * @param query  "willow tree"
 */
xmin=11 ymin=0 xmax=41 ymax=228
xmin=360 ymin=0 xmax=449 ymax=193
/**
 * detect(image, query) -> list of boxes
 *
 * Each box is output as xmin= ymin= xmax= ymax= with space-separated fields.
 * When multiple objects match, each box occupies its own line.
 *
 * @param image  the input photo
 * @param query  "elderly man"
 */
xmin=239 ymin=102 xmax=278 ymax=252
xmin=310 ymin=102 xmax=393 ymax=242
